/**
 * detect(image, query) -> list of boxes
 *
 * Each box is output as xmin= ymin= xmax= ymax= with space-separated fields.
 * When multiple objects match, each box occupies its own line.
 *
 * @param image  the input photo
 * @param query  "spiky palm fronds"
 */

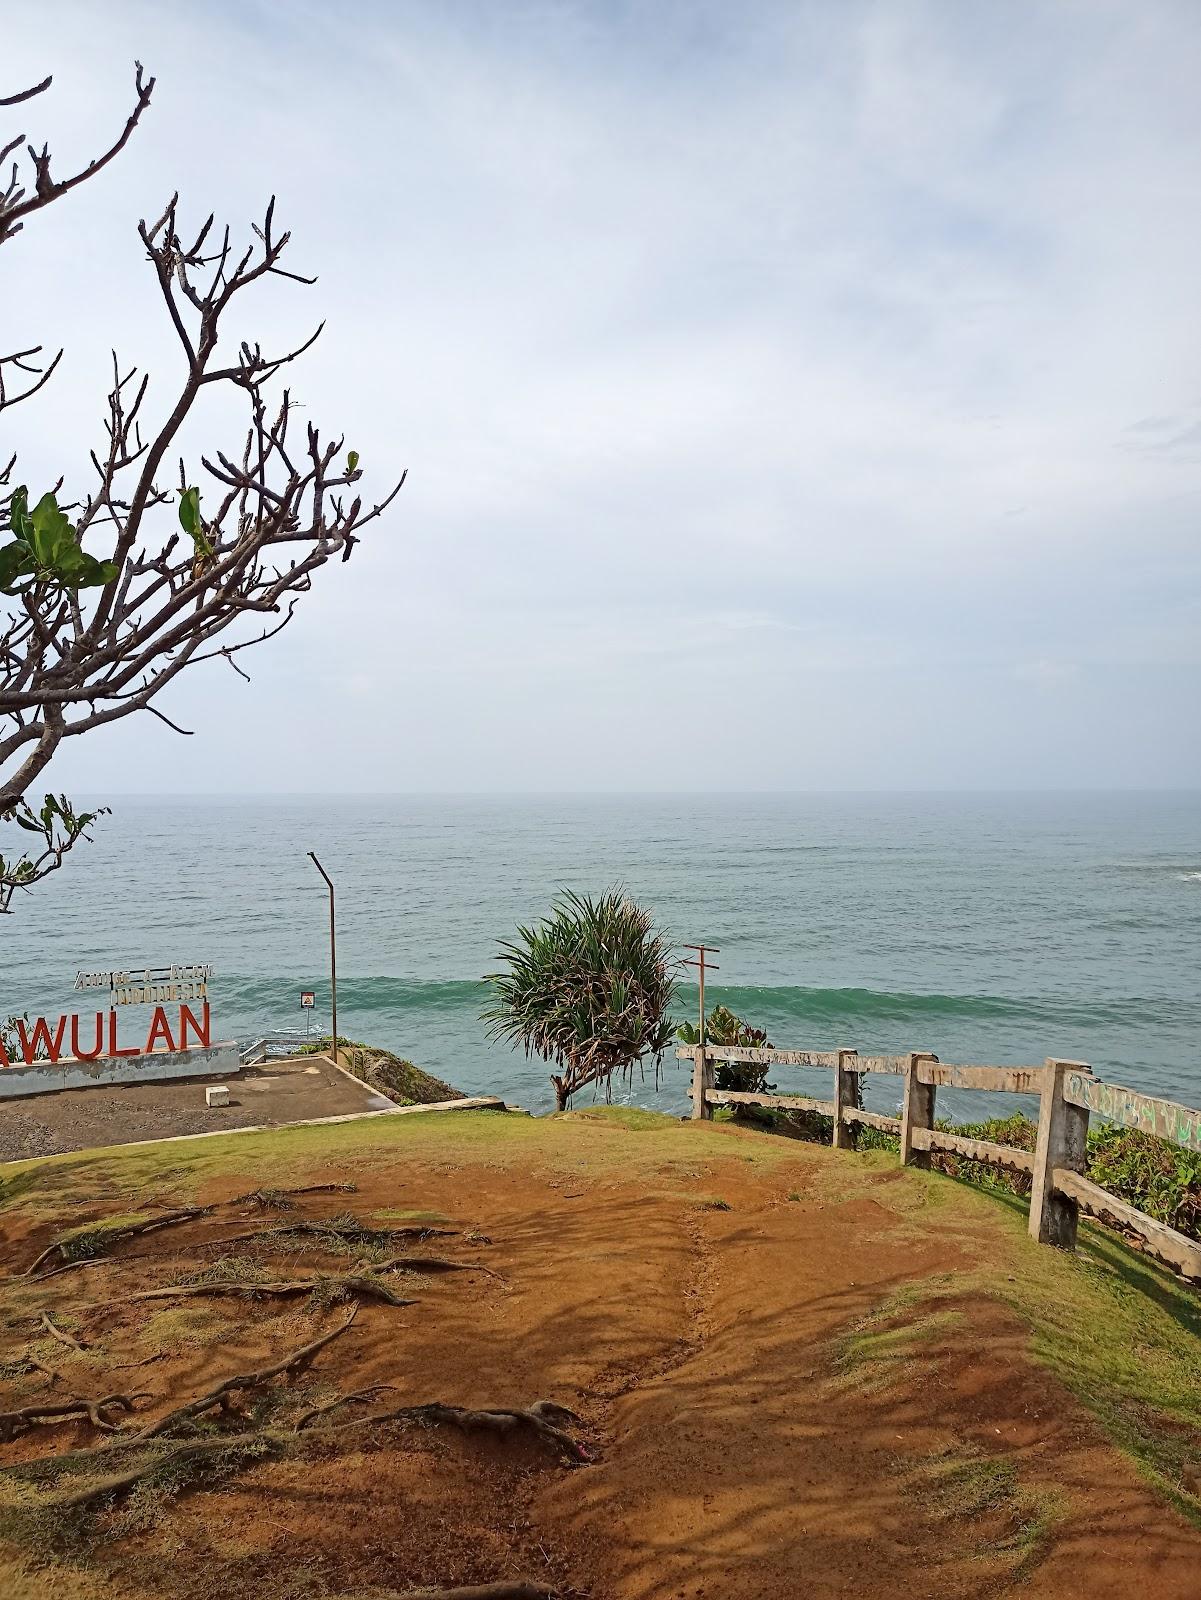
xmin=481 ymin=889 xmax=678 ymax=1110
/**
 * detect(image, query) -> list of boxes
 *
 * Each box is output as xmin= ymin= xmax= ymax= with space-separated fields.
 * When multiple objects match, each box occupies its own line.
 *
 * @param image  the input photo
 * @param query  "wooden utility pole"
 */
xmin=684 ymin=943 xmax=719 ymax=1121
xmin=307 ymin=852 xmax=337 ymax=1067
xmin=682 ymin=943 xmax=719 ymax=1041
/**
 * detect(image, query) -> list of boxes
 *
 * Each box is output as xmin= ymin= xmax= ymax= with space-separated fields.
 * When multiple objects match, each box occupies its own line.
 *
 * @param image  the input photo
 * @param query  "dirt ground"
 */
xmin=0 ymin=1056 xmax=392 ymax=1162
xmin=0 ymin=1108 xmax=1198 ymax=1600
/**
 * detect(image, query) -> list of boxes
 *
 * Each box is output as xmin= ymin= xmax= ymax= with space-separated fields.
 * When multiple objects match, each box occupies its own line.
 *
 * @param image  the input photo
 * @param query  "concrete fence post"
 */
xmin=691 ymin=1044 xmax=714 ymax=1121
xmin=832 ymin=1048 xmax=860 ymax=1149
xmin=900 ymin=1051 xmax=938 ymax=1168
xmin=1029 ymin=1058 xmax=1091 ymax=1249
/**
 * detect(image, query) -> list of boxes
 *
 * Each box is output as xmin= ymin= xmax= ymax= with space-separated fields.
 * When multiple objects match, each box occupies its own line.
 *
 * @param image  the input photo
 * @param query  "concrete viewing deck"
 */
xmin=0 ymin=1053 xmax=431 ymax=1163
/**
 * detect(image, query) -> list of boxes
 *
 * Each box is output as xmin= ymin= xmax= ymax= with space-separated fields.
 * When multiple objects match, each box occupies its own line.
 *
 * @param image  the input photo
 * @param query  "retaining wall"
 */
xmin=0 ymin=1042 xmax=241 ymax=1098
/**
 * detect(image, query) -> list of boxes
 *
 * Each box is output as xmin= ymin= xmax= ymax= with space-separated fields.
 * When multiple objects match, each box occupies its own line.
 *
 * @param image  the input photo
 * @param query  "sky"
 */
xmin=3 ymin=0 xmax=1200 ymax=793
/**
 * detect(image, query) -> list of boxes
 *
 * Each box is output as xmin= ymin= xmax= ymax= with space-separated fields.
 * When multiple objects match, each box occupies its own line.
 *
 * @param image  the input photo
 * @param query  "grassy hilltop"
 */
xmin=0 ymin=1107 xmax=1198 ymax=1600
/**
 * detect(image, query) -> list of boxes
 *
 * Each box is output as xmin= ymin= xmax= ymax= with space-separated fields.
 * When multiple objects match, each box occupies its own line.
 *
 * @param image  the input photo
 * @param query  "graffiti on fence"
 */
xmin=1064 ymin=1072 xmax=1201 ymax=1153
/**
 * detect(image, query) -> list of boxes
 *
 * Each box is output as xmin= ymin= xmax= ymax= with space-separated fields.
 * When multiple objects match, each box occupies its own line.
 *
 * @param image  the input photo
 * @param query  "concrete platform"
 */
xmin=0 ymin=1053 xmax=396 ymax=1163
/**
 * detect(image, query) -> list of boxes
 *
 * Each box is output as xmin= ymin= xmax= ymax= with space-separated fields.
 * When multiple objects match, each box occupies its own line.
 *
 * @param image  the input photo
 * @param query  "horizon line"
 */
xmin=37 ymin=787 xmax=1201 ymax=801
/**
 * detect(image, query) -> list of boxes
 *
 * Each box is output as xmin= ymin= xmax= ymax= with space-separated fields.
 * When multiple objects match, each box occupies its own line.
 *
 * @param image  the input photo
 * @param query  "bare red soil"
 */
xmin=0 ymin=1110 xmax=1198 ymax=1599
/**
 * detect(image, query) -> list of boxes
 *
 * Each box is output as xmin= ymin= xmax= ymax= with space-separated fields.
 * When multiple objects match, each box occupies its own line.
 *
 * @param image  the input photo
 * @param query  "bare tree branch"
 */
xmin=0 ymin=63 xmax=154 ymax=245
xmin=0 ymin=66 xmax=403 ymax=910
xmin=0 ymin=78 xmax=53 ymax=110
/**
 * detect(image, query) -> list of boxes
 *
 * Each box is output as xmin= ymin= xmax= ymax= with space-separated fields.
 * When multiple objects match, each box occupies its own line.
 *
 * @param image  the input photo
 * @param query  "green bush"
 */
xmin=677 ymin=1004 xmax=773 ymax=1095
xmin=1086 ymin=1123 xmax=1201 ymax=1237
xmin=924 ymin=1113 xmax=1201 ymax=1242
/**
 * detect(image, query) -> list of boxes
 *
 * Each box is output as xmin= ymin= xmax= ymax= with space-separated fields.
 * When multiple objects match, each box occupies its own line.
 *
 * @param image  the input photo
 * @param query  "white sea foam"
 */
xmin=1179 ymin=872 xmax=1201 ymax=883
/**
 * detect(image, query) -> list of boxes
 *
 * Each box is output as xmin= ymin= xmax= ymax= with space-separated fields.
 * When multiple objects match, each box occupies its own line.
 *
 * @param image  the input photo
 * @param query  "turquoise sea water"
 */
xmin=1 ymin=793 xmax=1198 ymax=1121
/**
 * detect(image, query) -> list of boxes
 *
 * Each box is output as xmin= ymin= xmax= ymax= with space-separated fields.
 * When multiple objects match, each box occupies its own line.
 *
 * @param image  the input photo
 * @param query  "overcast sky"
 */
xmin=4 ymin=1 xmax=1200 ymax=793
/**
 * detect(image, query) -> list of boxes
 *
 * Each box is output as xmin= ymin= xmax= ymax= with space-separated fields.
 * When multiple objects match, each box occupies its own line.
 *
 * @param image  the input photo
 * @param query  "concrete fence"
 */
xmin=680 ymin=1044 xmax=1201 ymax=1281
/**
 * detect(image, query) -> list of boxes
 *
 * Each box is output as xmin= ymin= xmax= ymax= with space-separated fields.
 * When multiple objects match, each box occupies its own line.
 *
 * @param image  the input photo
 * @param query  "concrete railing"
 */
xmin=680 ymin=1044 xmax=1201 ymax=1281
xmin=239 ymin=1032 xmax=324 ymax=1066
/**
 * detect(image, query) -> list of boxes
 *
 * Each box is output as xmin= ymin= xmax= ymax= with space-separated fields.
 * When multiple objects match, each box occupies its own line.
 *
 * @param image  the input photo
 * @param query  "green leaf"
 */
xmin=347 ymin=450 xmax=360 ymax=473
xmin=29 ymin=492 xmax=75 ymax=567
xmin=178 ymin=486 xmax=201 ymax=537
xmin=178 ymin=486 xmax=212 ymax=559
xmin=0 ymin=541 xmax=33 ymax=594
xmin=73 ymin=554 xmax=119 ymax=589
xmin=0 ymin=490 xmax=117 ymax=594
xmin=7 ymin=487 xmax=32 ymax=540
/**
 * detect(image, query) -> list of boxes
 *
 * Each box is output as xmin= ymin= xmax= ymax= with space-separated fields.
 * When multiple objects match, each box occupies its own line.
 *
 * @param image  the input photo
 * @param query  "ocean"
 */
xmin=2 ymin=792 xmax=1198 ymax=1122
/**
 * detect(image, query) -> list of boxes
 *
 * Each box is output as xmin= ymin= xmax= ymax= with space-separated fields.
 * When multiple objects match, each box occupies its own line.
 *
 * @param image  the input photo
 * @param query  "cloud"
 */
xmin=1122 ymin=411 xmax=1201 ymax=461
xmin=2 ymin=0 xmax=1199 ymax=792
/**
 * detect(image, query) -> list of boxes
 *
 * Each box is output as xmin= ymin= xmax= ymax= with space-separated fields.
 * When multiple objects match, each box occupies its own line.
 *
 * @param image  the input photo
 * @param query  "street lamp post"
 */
xmin=308 ymin=852 xmax=337 ymax=1065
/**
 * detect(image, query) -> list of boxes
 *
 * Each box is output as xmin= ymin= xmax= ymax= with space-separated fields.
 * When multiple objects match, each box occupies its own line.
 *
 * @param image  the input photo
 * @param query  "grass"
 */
xmin=47 ymin=1212 xmax=158 ymax=1263
xmin=991 ymin=1201 xmax=1201 ymax=1521
xmin=904 ymin=1446 xmax=1062 ymax=1572
xmin=565 ymin=1105 xmax=689 ymax=1132
xmin=169 ymin=1254 xmax=267 ymax=1288
xmin=328 ymin=1038 xmax=461 ymax=1106
xmin=826 ymin=1166 xmax=1201 ymax=1523
xmin=832 ymin=1278 xmax=965 ymax=1394
xmin=139 ymin=1302 xmax=237 ymax=1352
xmin=0 ymin=1105 xmax=794 ymax=1241
xmin=735 ymin=1108 xmax=1201 ymax=1515
xmin=369 ymin=1207 xmax=452 ymax=1225
xmin=2 ymin=1103 xmax=1198 ymax=1532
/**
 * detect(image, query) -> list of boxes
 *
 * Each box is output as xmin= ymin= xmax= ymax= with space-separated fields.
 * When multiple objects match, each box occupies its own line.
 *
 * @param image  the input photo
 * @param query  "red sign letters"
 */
xmin=0 ymin=1001 xmax=211 ymax=1069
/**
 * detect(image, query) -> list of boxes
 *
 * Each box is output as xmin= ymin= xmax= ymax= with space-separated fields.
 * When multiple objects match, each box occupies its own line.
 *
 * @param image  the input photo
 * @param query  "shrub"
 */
xmin=482 ymin=889 xmax=677 ymax=1110
xmin=923 ymin=1113 xmax=1201 ymax=1243
xmin=677 ymin=1004 xmax=773 ymax=1095
xmin=1086 ymin=1124 xmax=1201 ymax=1237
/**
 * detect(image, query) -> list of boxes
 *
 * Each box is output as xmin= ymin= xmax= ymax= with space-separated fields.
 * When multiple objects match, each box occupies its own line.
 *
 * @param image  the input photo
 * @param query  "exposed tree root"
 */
xmin=13 ymin=1257 xmax=120 ymax=1286
xmin=329 ymin=1399 xmax=590 ymax=1463
xmin=23 ymin=1209 xmax=211 ymax=1277
xmin=0 ymin=1313 xmax=358 ymax=1496
xmin=4 ymin=1383 xmax=583 ymax=1519
xmin=122 ymin=1307 xmax=359 ymax=1444
xmin=362 ymin=1255 xmax=502 ymax=1280
xmin=15 ymin=1398 xmax=579 ymax=1516
xmin=102 ymin=1276 xmax=417 ymax=1312
xmin=55 ymin=1432 xmax=283 ymax=1510
xmin=294 ymin=1384 xmax=399 ymax=1432
xmin=372 ymin=1586 xmax=558 ymax=1599
xmin=228 ymin=1183 xmax=358 ymax=1211
xmin=198 ymin=1219 xmax=458 ymax=1254
xmin=0 ymin=1393 xmax=140 ymax=1443
xmin=22 ymin=1354 xmax=62 ymax=1384
xmin=39 ymin=1310 xmax=88 ymax=1350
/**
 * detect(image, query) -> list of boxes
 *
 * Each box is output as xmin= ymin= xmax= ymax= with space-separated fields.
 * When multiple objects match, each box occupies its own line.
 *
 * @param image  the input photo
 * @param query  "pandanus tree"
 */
xmin=482 ymin=889 xmax=678 ymax=1110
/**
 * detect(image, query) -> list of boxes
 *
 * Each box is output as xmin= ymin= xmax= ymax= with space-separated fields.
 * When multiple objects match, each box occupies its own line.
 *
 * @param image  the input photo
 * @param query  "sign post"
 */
xmin=307 ymin=852 xmax=337 ymax=1066
xmin=300 ymin=989 xmax=315 ymax=1041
